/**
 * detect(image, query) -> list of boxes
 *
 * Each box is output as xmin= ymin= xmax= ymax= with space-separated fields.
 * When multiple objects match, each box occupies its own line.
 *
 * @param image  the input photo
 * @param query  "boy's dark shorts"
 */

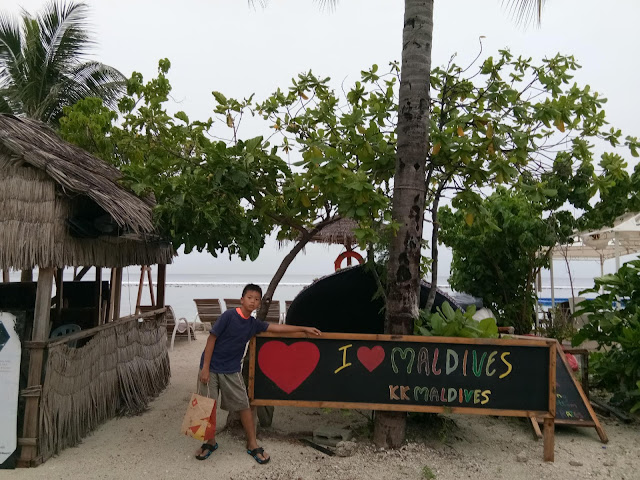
xmin=197 ymin=371 xmax=250 ymax=411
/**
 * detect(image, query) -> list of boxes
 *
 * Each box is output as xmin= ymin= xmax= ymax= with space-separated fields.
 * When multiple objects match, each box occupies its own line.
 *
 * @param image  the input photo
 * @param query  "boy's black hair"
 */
xmin=242 ymin=283 xmax=262 ymax=298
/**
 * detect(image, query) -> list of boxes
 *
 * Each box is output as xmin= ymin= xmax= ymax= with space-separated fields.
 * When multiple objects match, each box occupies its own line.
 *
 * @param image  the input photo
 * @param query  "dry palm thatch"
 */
xmin=38 ymin=315 xmax=170 ymax=460
xmin=0 ymin=114 xmax=152 ymax=231
xmin=0 ymin=114 xmax=174 ymax=269
xmin=309 ymin=217 xmax=359 ymax=246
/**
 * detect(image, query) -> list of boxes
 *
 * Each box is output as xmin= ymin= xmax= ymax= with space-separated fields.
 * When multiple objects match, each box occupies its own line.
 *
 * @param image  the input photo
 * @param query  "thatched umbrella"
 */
xmin=308 ymin=217 xmax=364 ymax=269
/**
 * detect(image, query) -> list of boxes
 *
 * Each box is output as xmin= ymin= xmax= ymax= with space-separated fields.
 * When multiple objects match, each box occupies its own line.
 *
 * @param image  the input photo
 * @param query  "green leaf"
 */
xmin=212 ymin=91 xmax=228 ymax=105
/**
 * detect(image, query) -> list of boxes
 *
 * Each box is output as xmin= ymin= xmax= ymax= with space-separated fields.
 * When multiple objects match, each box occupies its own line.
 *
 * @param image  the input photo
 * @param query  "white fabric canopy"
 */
xmin=545 ymin=212 xmax=640 ymax=307
xmin=552 ymin=212 xmax=640 ymax=263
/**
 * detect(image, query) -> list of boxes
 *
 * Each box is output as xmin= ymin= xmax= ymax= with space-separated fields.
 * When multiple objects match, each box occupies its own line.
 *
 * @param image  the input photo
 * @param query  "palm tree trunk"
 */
xmin=425 ymin=193 xmax=442 ymax=313
xmin=375 ymin=0 xmax=434 ymax=448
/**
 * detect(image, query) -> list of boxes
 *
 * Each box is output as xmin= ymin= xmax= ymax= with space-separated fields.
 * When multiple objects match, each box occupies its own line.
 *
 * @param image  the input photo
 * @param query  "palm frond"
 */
xmin=0 ymin=12 xmax=23 ymax=69
xmin=38 ymin=61 xmax=124 ymax=123
xmin=69 ymin=61 xmax=125 ymax=108
xmin=40 ymin=1 xmax=92 ymax=69
xmin=314 ymin=0 xmax=338 ymax=11
xmin=0 ymin=86 xmax=23 ymax=115
xmin=20 ymin=16 xmax=49 ymax=117
xmin=0 ymin=90 xmax=16 ymax=114
xmin=0 ymin=1 xmax=124 ymax=125
xmin=0 ymin=13 xmax=25 ymax=91
xmin=503 ymin=0 xmax=545 ymax=26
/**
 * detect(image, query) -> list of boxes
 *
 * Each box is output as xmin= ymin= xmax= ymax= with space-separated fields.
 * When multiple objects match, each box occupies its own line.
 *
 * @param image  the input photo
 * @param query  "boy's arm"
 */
xmin=266 ymin=323 xmax=321 ymax=336
xmin=200 ymin=334 xmax=217 ymax=384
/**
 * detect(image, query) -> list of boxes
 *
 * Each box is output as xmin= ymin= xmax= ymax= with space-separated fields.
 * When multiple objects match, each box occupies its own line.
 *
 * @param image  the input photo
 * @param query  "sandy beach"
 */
xmin=7 ymin=335 xmax=639 ymax=480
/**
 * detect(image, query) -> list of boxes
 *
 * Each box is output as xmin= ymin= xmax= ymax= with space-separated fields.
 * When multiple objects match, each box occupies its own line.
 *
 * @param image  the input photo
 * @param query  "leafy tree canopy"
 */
xmin=426 ymin=49 xmax=639 ymax=226
xmin=60 ymin=59 xmax=283 ymax=260
xmin=59 ymin=60 xmax=395 ymax=298
xmin=439 ymin=187 xmax=572 ymax=333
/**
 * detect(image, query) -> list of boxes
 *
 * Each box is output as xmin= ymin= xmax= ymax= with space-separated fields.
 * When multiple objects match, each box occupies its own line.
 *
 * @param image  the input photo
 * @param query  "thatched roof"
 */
xmin=310 ymin=217 xmax=359 ymax=245
xmin=0 ymin=114 xmax=153 ymax=233
xmin=0 ymin=114 xmax=174 ymax=269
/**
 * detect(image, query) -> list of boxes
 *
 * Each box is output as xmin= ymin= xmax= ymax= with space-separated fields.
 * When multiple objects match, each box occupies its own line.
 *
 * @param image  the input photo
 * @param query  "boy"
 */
xmin=195 ymin=283 xmax=321 ymax=463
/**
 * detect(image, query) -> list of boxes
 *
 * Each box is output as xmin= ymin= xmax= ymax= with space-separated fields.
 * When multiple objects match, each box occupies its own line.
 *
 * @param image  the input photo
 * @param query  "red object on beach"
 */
xmin=565 ymin=352 xmax=579 ymax=371
xmin=334 ymin=249 xmax=364 ymax=271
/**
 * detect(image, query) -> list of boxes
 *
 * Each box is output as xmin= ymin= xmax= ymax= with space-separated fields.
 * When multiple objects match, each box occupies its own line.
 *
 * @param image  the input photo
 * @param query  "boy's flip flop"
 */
xmin=247 ymin=447 xmax=270 ymax=464
xmin=195 ymin=442 xmax=218 ymax=460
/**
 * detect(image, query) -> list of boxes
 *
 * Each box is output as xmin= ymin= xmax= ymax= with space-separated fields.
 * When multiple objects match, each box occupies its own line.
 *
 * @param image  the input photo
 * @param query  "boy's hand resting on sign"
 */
xmin=303 ymin=326 xmax=321 ymax=336
xmin=266 ymin=323 xmax=322 ymax=336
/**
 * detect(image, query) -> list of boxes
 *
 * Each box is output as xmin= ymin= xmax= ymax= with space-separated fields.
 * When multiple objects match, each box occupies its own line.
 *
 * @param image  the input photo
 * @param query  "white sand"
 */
xmin=8 ymin=336 xmax=640 ymax=480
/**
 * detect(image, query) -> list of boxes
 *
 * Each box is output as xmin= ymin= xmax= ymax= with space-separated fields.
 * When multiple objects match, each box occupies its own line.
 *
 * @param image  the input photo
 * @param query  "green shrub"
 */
xmin=572 ymin=260 xmax=640 ymax=412
xmin=415 ymin=302 xmax=498 ymax=338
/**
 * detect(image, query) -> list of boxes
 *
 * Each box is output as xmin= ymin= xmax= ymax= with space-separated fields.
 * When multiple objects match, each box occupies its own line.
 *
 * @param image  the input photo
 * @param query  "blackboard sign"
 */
xmin=534 ymin=348 xmax=608 ymax=443
xmin=555 ymin=350 xmax=591 ymax=422
xmin=249 ymin=333 xmax=555 ymax=417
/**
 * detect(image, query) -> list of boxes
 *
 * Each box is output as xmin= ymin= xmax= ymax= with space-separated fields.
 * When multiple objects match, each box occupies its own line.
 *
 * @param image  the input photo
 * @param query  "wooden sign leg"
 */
xmin=543 ymin=418 xmax=555 ymax=462
xmin=594 ymin=422 xmax=609 ymax=444
xmin=529 ymin=416 xmax=542 ymax=440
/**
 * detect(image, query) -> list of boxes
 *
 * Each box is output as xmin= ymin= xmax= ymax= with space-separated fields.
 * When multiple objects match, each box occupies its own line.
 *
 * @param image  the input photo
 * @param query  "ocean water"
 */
xmin=121 ymin=271 xmax=601 ymax=322
xmin=6 ymin=268 xmax=604 ymax=322
xmin=121 ymin=273 xmax=316 ymax=321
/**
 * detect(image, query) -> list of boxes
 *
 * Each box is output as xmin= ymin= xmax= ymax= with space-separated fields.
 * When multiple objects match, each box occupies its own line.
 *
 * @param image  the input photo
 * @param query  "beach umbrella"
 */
xmin=308 ymin=218 xmax=365 ymax=270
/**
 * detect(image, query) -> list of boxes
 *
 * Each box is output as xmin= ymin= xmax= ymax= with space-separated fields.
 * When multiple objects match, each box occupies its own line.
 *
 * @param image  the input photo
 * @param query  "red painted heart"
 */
xmin=258 ymin=341 xmax=320 ymax=394
xmin=357 ymin=346 xmax=385 ymax=372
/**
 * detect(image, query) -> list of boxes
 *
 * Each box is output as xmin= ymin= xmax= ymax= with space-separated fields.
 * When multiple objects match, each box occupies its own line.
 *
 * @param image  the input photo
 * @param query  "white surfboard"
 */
xmin=0 ymin=312 xmax=21 ymax=466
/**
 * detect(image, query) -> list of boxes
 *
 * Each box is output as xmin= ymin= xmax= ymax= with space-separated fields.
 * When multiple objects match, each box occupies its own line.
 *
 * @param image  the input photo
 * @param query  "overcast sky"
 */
xmin=5 ymin=0 xmax=639 ymax=280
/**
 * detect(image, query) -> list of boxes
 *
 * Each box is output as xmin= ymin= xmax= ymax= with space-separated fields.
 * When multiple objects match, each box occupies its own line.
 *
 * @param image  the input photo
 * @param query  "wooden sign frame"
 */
xmin=248 ymin=332 xmax=558 ymax=461
xmin=533 ymin=346 xmax=608 ymax=443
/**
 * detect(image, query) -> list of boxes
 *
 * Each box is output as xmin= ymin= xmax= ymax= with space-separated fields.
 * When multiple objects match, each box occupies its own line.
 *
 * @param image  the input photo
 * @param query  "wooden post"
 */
xmin=109 ymin=268 xmax=117 ymax=323
xmin=73 ymin=266 xmax=90 ymax=281
xmin=543 ymin=342 xmax=557 ymax=462
xmin=95 ymin=267 xmax=103 ymax=325
xmin=113 ymin=268 xmax=123 ymax=321
xmin=55 ymin=268 xmax=64 ymax=315
xmin=32 ymin=268 xmax=54 ymax=341
xmin=19 ymin=266 xmax=54 ymax=465
xmin=135 ymin=266 xmax=145 ymax=313
xmin=157 ymin=264 xmax=166 ymax=308
xmin=2 ymin=268 xmax=9 ymax=282
xmin=543 ymin=418 xmax=554 ymax=462
xmin=147 ymin=266 xmax=156 ymax=306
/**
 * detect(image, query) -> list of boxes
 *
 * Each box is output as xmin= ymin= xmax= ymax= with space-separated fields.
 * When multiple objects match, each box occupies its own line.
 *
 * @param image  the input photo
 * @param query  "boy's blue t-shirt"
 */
xmin=200 ymin=308 xmax=269 ymax=374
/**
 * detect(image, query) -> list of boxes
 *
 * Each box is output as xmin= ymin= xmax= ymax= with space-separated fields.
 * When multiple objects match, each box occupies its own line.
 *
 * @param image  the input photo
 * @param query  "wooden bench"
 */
xmin=193 ymin=299 xmax=223 ymax=325
xmin=223 ymin=298 xmax=281 ymax=323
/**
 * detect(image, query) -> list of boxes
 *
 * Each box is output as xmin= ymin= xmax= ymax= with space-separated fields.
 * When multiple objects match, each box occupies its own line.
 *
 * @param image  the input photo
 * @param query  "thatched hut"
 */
xmin=0 ymin=114 xmax=174 ymax=467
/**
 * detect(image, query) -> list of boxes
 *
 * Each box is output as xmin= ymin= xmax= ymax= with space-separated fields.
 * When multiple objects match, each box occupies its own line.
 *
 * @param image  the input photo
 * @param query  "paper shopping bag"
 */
xmin=181 ymin=392 xmax=216 ymax=441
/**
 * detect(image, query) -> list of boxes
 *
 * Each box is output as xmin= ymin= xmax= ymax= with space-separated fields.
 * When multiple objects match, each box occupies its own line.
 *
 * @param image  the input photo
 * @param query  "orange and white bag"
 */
xmin=181 ymin=384 xmax=216 ymax=441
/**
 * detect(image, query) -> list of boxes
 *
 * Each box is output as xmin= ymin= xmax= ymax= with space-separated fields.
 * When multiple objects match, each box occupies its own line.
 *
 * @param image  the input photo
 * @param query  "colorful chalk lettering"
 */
xmin=334 ymin=344 xmax=353 ymax=374
xmin=391 ymin=347 xmax=415 ymax=374
xmin=499 ymin=352 xmax=512 ymax=379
